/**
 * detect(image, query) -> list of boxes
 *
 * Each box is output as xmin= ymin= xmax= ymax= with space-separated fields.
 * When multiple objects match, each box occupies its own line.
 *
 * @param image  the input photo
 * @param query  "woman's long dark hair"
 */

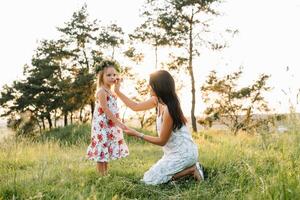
xmin=149 ymin=70 xmax=186 ymax=131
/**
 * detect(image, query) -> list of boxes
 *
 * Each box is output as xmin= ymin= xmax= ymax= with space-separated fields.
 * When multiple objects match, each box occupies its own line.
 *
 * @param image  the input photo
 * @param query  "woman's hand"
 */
xmin=114 ymin=77 xmax=122 ymax=93
xmin=123 ymin=127 xmax=139 ymax=137
xmin=118 ymin=123 xmax=129 ymax=131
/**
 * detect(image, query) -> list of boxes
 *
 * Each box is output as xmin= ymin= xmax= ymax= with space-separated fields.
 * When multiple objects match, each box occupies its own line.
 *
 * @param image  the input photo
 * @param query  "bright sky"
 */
xmin=0 ymin=0 xmax=299 ymax=114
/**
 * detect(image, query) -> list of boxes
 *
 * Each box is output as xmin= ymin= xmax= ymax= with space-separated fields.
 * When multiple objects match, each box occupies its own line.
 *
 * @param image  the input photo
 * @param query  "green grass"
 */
xmin=1 ymin=124 xmax=300 ymax=199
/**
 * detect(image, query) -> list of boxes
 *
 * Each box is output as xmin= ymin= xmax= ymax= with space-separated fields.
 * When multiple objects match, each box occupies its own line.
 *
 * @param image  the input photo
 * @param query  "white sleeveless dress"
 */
xmin=142 ymin=114 xmax=199 ymax=185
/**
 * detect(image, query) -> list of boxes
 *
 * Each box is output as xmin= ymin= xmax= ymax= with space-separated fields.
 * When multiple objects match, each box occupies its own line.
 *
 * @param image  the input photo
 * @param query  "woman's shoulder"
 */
xmin=151 ymin=96 xmax=159 ymax=106
xmin=161 ymin=105 xmax=171 ymax=118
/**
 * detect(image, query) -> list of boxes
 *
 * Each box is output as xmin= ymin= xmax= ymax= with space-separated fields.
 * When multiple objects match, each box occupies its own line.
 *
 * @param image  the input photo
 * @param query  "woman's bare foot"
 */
xmin=192 ymin=165 xmax=201 ymax=181
xmin=192 ymin=162 xmax=204 ymax=181
xmin=170 ymin=163 xmax=204 ymax=183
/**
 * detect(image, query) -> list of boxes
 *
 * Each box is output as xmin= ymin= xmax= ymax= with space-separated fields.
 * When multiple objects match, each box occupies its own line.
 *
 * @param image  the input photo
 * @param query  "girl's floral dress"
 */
xmin=87 ymin=91 xmax=129 ymax=162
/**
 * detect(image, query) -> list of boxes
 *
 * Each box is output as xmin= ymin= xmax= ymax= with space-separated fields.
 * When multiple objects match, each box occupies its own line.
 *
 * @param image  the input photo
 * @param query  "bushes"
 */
xmin=33 ymin=123 xmax=91 ymax=146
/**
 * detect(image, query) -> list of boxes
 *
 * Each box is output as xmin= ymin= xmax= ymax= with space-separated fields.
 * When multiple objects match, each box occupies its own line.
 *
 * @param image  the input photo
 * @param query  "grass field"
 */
xmin=1 ymin=123 xmax=300 ymax=199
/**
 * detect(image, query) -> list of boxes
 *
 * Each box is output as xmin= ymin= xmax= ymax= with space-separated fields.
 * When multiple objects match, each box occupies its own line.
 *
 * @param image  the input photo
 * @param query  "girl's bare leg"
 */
xmin=171 ymin=164 xmax=202 ymax=181
xmin=96 ymin=162 xmax=107 ymax=176
xmin=104 ymin=162 xmax=108 ymax=175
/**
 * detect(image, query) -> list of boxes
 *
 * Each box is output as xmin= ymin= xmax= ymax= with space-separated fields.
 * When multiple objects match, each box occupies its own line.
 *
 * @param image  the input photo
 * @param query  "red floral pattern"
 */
xmin=108 ymin=120 xmax=114 ymax=127
xmin=98 ymin=107 xmax=104 ymax=115
xmin=87 ymin=90 xmax=129 ymax=162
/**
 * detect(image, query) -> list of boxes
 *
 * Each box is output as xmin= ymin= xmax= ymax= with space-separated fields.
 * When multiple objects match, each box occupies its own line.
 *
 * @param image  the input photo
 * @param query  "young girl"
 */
xmin=115 ymin=70 xmax=204 ymax=185
xmin=86 ymin=60 xmax=129 ymax=176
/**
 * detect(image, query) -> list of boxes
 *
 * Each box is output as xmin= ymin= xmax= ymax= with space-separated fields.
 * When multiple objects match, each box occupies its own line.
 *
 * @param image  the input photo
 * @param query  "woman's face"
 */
xmin=148 ymin=85 xmax=156 ymax=97
xmin=103 ymin=67 xmax=117 ymax=86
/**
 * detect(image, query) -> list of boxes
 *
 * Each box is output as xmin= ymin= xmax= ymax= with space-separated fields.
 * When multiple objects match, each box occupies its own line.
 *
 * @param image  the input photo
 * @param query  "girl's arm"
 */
xmin=98 ymin=89 xmax=127 ymax=130
xmin=124 ymin=106 xmax=173 ymax=146
xmin=115 ymin=85 xmax=157 ymax=111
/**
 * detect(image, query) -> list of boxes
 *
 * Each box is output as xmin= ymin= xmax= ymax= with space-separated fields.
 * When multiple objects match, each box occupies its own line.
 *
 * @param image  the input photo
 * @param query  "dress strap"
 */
xmin=157 ymin=104 xmax=165 ymax=117
xmin=102 ymin=87 xmax=114 ymax=97
xmin=157 ymin=104 xmax=164 ymax=125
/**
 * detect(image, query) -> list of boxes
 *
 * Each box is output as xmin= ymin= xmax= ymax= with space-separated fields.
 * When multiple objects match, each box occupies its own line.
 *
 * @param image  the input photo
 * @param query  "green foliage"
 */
xmin=97 ymin=23 xmax=124 ymax=59
xmin=57 ymin=4 xmax=97 ymax=48
xmin=1 ymin=124 xmax=300 ymax=199
xmin=94 ymin=59 xmax=121 ymax=74
xmin=34 ymin=123 xmax=91 ymax=146
xmin=57 ymin=5 xmax=102 ymax=126
xmin=200 ymin=69 xmax=272 ymax=134
xmin=139 ymin=0 xmax=230 ymax=132
xmin=0 ymin=5 xmax=128 ymax=134
xmin=0 ymin=38 xmax=73 ymax=131
xmin=129 ymin=5 xmax=171 ymax=68
xmin=123 ymin=47 xmax=144 ymax=64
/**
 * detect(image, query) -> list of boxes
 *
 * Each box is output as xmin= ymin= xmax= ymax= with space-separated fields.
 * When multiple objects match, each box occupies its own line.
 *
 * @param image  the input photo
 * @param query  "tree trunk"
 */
xmin=90 ymin=102 xmax=95 ymax=119
xmin=188 ymin=19 xmax=197 ymax=132
xmin=41 ymin=117 xmax=45 ymax=130
xmin=155 ymin=44 xmax=158 ymax=69
xmin=54 ymin=109 xmax=57 ymax=128
xmin=112 ymin=47 xmax=115 ymax=59
xmin=79 ymin=107 xmax=83 ymax=122
xmin=71 ymin=112 xmax=73 ymax=124
xmin=140 ymin=114 xmax=145 ymax=129
xmin=64 ymin=113 xmax=68 ymax=126
xmin=46 ymin=113 xmax=52 ymax=129
xmin=37 ymin=119 xmax=42 ymax=133
xmin=83 ymin=50 xmax=90 ymax=72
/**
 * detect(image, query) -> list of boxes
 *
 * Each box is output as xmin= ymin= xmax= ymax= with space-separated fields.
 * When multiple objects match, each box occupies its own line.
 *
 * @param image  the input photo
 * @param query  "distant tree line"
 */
xmin=1 ymin=1 xmax=246 ymax=135
xmin=199 ymin=69 xmax=273 ymax=134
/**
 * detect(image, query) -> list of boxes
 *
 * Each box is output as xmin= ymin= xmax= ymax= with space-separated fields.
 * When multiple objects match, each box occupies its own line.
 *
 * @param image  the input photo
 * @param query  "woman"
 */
xmin=115 ymin=70 xmax=204 ymax=185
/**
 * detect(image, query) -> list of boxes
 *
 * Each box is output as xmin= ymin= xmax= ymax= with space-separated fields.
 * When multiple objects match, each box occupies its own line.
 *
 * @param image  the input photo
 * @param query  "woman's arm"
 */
xmin=114 ymin=81 xmax=157 ymax=111
xmin=98 ymin=89 xmax=127 ymax=130
xmin=124 ymin=106 xmax=173 ymax=146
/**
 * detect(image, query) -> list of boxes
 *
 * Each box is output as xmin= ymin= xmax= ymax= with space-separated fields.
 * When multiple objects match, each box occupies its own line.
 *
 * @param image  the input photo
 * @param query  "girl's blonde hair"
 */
xmin=96 ymin=69 xmax=106 ymax=88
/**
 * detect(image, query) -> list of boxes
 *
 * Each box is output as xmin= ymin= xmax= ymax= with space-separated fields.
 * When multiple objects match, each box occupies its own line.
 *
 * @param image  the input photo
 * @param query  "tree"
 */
xmin=58 ymin=5 xmax=125 ymax=119
xmin=123 ymin=47 xmax=144 ymax=64
xmin=0 ymin=5 xmax=128 ymax=134
xmin=129 ymin=5 xmax=170 ymax=69
xmin=140 ymin=0 xmax=231 ymax=132
xmin=97 ymin=23 xmax=124 ymax=59
xmin=33 ymin=39 xmax=76 ymax=128
xmin=57 ymin=4 xmax=101 ymax=119
xmin=0 ymin=38 xmax=74 ymax=132
xmin=200 ymin=69 xmax=272 ymax=134
xmin=0 ymin=78 xmax=44 ymax=134
xmin=0 ymin=84 xmax=17 ymax=117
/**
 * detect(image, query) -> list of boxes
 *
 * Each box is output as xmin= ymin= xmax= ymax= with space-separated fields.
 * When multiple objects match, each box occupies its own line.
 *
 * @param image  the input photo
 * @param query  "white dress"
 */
xmin=142 ymin=114 xmax=199 ymax=185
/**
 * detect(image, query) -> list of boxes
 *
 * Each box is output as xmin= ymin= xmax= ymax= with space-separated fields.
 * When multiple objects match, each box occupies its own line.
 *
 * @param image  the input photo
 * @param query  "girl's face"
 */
xmin=103 ymin=67 xmax=118 ymax=86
